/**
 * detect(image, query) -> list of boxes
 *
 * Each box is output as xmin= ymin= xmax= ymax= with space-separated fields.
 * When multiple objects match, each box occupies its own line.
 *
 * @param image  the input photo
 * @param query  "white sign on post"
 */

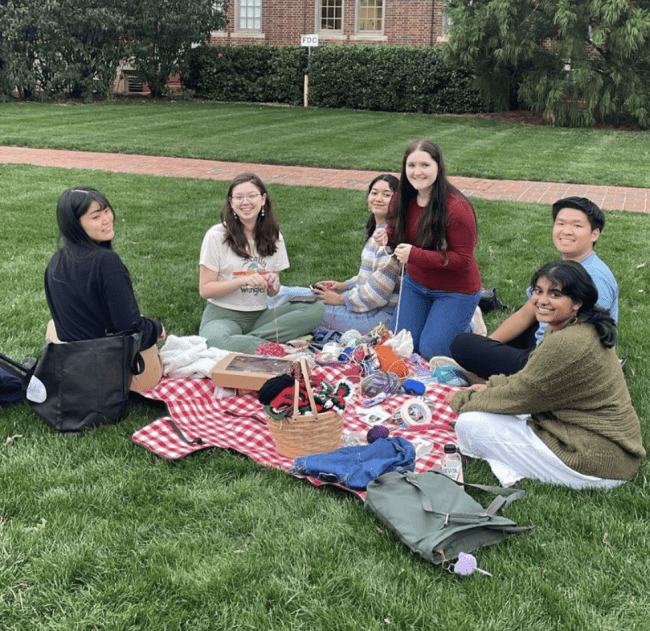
xmin=300 ymin=34 xmax=319 ymax=47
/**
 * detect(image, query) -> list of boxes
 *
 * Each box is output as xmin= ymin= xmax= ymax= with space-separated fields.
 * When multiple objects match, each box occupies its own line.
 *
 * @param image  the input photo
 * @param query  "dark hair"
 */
xmin=365 ymin=174 xmax=399 ymax=239
xmin=388 ymin=139 xmax=476 ymax=256
xmin=56 ymin=186 xmax=114 ymax=251
xmin=530 ymin=259 xmax=617 ymax=348
xmin=552 ymin=197 xmax=605 ymax=234
xmin=220 ymin=173 xmax=281 ymax=258
xmin=52 ymin=186 xmax=116 ymax=276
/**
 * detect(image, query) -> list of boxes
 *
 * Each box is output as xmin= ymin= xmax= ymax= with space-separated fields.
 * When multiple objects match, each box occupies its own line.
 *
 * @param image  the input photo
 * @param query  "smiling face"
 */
xmin=230 ymin=181 xmax=266 ymax=230
xmin=531 ymin=275 xmax=582 ymax=330
xmin=405 ymin=150 xmax=439 ymax=202
xmin=78 ymin=201 xmax=115 ymax=243
xmin=553 ymin=208 xmax=600 ymax=261
xmin=367 ymin=179 xmax=395 ymax=223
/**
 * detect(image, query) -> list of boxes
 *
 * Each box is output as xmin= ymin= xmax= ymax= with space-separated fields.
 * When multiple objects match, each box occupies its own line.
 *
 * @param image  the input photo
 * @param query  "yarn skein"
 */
xmin=375 ymin=345 xmax=409 ymax=378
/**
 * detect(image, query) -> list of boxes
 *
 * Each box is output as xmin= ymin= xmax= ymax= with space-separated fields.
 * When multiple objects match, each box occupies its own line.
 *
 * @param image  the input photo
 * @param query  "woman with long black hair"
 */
xmin=45 ymin=186 xmax=164 ymax=392
xmin=448 ymin=260 xmax=645 ymax=488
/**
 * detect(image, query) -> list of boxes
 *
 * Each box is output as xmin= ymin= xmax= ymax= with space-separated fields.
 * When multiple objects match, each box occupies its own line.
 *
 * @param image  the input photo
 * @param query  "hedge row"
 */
xmin=183 ymin=45 xmax=307 ymax=106
xmin=184 ymin=45 xmax=488 ymax=114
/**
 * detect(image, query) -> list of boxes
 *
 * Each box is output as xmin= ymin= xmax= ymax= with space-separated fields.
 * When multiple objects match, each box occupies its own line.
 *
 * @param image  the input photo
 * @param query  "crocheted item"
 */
xmin=431 ymin=365 xmax=470 ymax=387
xmin=263 ymin=376 xmax=353 ymax=421
xmin=255 ymin=342 xmax=287 ymax=357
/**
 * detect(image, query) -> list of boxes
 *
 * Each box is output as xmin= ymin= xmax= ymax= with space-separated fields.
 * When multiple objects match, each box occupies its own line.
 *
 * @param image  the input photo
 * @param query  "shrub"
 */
xmin=184 ymin=44 xmax=488 ymax=114
xmin=184 ymin=45 xmax=308 ymax=106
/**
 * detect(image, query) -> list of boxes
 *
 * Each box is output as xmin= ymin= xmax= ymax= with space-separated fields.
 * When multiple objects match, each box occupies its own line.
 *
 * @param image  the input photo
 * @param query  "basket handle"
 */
xmin=291 ymin=358 xmax=321 ymax=421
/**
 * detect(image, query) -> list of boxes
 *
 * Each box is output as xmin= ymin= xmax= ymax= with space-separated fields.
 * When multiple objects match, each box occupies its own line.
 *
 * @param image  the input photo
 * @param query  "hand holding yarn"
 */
xmin=394 ymin=243 xmax=412 ymax=264
xmin=373 ymin=228 xmax=388 ymax=247
xmin=312 ymin=286 xmax=345 ymax=306
xmin=242 ymin=273 xmax=267 ymax=290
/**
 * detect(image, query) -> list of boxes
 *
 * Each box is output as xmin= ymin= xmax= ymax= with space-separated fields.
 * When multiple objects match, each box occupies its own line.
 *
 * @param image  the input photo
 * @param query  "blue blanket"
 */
xmin=291 ymin=437 xmax=416 ymax=490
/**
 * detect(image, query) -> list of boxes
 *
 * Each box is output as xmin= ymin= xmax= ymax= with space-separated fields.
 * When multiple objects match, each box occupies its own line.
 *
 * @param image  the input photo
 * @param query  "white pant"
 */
xmin=455 ymin=411 xmax=625 ymax=489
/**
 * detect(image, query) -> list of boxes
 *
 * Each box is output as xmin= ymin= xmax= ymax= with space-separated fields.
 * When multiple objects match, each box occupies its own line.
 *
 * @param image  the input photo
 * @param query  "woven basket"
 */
xmin=266 ymin=358 xmax=344 ymax=459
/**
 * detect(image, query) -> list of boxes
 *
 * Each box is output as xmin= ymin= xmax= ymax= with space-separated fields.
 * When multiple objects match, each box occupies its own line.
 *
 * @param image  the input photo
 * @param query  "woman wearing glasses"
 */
xmin=199 ymin=173 xmax=324 ymax=353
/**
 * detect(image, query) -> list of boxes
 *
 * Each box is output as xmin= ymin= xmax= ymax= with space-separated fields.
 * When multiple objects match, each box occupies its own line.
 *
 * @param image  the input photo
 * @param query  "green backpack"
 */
xmin=365 ymin=469 xmax=532 ymax=565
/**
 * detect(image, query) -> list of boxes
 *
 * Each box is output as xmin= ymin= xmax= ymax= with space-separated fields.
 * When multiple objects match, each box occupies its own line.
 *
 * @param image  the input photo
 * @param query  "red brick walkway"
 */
xmin=1 ymin=145 xmax=648 ymax=213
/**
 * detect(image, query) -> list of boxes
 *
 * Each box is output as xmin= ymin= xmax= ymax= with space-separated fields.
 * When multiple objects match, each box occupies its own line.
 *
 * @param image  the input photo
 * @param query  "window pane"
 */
xmin=358 ymin=0 xmax=383 ymax=32
xmin=320 ymin=0 xmax=343 ymax=31
xmin=239 ymin=0 xmax=262 ymax=30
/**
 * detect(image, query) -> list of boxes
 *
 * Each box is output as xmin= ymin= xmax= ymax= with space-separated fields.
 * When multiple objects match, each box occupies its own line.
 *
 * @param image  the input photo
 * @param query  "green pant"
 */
xmin=199 ymin=300 xmax=325 ymax=353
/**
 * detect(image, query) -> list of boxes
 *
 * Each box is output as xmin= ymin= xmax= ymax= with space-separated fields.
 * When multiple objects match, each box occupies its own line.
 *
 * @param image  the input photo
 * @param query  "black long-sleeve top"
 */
xmin=45 ymin=246 xmax=161 ymax=350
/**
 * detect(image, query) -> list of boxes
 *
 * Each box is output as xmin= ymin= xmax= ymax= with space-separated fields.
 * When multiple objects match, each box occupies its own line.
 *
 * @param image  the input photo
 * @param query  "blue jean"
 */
xmin=320 ymin=301 xmax=394 ymax=335
xmin=391 ymin=273 xmax=481 ymax=360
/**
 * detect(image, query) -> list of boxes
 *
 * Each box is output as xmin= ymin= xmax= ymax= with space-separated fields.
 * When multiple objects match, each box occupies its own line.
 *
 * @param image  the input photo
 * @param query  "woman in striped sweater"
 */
xmin=312 ymin=174 xmax=400 ymax=334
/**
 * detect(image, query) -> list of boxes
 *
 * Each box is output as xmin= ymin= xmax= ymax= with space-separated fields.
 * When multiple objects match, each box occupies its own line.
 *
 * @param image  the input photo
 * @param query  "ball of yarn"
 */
xmin=340 ymin=329 xmax=362 ymax=347
xmin=431 ymin=365 xmax=470 ymax=387
xmin=255 ymin=342 xmax=287 ymax=357
xmin=367 ymin=425 xmax=390 ymax=443
xmin=360 ymin=371 xmax=402 ymax=398
xmin=375 ymin=345 xmax=409 ymax=378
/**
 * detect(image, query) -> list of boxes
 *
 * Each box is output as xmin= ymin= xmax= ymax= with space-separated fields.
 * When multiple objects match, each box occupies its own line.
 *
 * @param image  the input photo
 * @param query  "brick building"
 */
xmin=212 ymin=1 xmax=451 ymax=48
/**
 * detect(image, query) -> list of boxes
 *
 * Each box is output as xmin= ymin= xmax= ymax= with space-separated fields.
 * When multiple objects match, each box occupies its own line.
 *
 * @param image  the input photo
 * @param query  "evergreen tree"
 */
xmin=445 ymin=0 xmax=650 ymax=127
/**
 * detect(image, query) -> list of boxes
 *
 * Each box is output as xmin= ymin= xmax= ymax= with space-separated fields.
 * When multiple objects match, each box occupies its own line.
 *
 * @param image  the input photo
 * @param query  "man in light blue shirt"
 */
xmin=451 ymin=197 xmax=619 ymax=379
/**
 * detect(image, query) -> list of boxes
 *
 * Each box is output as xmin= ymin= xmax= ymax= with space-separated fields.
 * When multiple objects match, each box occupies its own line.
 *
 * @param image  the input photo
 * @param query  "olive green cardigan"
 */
xmin=451 ymin=322 xmax=645 ymax=480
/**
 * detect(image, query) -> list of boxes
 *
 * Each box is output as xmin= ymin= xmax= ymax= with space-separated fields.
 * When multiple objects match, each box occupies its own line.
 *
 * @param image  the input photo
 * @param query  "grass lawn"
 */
xmin=1 ymin=164 xmax=649 ymax=630
xmin=0 ymin=101 xmax=650 ymax=188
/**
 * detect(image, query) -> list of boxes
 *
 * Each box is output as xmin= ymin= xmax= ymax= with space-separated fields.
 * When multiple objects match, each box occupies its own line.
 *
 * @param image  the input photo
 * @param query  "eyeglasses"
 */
xmin=231 ymin=193 xmax=262 ymax=203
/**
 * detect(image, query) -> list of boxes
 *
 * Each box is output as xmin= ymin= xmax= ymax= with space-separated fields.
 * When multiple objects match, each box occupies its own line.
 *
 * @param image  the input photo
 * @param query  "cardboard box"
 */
xmin=211 ymin=353 xmax=294 ymax=391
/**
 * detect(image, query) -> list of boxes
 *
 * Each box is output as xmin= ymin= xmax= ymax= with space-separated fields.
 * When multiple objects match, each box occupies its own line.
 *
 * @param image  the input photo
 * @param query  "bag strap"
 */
xmin=378 ymin=470 xmax=525 ymax=522
xmin=131 ymin=352 xmax=145 ymax=376
xmin=0 ymin=351 xmax=30 ymax=375
xmin=168 ymin=420 xmax=204 ymax=446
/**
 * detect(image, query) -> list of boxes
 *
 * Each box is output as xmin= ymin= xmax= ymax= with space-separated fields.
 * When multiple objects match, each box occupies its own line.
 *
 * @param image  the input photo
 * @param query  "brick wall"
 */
xmin=210 ymin=1 xmax=447 ymax=48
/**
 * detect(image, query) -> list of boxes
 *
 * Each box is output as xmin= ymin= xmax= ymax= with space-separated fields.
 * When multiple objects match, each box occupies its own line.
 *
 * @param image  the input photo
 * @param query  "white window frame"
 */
xmin=356 ymin=0 xmax=384 ymax=35
xmin=318 ymin=0 xmax=344 ymax=34
xmin=236 ymin=0 xmax=262 ymax=33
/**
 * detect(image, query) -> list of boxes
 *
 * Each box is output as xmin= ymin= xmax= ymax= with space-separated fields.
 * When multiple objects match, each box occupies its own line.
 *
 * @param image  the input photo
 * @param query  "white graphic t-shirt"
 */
xmin=200 ymin=223 xmax=290 ymax=311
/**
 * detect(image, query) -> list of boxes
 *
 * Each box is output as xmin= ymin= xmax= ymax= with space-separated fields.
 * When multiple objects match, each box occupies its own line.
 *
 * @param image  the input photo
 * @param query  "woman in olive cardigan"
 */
xmin=448 ymin=260 xmax=645 ymax=489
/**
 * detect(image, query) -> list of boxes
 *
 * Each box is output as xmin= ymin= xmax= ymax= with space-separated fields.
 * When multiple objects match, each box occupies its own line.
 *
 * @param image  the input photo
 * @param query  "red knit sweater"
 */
xmin=393 ymin=193 xmax=481 ymax=294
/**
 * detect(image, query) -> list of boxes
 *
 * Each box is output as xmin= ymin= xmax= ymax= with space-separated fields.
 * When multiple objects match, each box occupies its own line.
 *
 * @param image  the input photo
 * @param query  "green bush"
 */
xmin=184 ymin=45 xmax=488 ymax=114
xmin=309 ymin=46 xmax=487 ymax=114
xmin=184 ymin=45 xmax=308 ymax=106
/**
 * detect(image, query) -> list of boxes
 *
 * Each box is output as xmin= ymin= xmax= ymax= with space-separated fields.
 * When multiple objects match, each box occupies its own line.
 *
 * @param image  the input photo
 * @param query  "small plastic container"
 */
xmin=441 ymin=443 xmax=463 ymax=482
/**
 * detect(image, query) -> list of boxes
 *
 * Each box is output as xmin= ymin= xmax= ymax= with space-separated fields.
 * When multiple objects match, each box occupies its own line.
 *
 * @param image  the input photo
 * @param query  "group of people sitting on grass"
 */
xmin=42 ymin=138 xmax=645 ymax=490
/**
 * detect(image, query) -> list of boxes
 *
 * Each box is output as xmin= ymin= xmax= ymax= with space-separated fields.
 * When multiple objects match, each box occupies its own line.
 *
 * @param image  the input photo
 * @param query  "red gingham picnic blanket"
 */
xmin=131 ymin=365 xmax=460 ymax=499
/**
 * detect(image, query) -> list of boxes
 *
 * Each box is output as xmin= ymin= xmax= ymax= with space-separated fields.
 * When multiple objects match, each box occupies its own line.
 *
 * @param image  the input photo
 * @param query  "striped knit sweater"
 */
xmin=344 ymin=225 xmax=401 ymax=313
xmin=451 ymin=321 xmax=645 ymax=480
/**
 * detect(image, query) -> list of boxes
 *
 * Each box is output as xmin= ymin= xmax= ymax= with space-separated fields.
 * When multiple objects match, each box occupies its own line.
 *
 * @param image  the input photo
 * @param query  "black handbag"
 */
xmin=28 ymin=331 xmax=144 ymax=433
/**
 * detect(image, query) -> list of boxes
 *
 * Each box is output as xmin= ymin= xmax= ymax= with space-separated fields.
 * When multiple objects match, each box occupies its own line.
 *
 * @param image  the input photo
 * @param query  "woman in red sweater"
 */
xmin=387 ymin=139 xmax=481 ymax=359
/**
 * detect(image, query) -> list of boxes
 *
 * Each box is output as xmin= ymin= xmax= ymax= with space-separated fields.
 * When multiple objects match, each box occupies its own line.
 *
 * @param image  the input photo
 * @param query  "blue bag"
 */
xmin=291 ymin=436 xmax=416 ymax=489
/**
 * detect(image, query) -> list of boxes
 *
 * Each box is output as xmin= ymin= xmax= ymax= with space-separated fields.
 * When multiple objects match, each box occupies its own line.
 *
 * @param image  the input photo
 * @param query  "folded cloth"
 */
xmin=160 ymin=335 xmax=230 ymax=378
xmin=291 ymin=436 xmax=416 ymax=490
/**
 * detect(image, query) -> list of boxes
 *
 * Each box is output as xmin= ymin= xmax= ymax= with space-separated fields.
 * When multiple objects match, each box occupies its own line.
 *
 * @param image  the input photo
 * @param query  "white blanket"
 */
xmin=160 ymin=335 xmax=230 ymax=379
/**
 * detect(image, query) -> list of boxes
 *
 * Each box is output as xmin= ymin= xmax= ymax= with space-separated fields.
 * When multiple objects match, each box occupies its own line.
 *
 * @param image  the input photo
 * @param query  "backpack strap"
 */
xmin=401 ymin=472 xmax=492 ymax=525
xmin=380 ymin=470 xmax=526 ymax=520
